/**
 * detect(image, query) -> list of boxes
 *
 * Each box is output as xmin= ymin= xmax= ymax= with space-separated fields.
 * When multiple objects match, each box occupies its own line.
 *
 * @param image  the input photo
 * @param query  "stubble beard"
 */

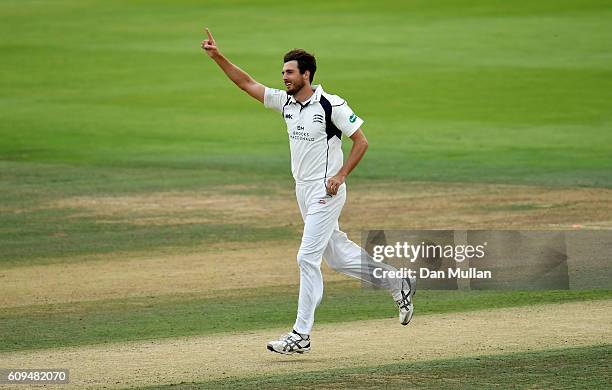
xmin=286 ymin=80 xmax=305 ymax=96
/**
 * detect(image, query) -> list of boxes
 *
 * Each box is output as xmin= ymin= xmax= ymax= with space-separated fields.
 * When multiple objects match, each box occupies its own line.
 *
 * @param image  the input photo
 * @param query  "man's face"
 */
xmin=282 ymin=60 xmax=308 ymax=95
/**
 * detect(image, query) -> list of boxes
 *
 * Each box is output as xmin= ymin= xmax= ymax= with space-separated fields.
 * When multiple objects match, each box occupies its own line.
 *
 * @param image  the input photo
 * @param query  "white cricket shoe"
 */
xmin=267 ymin=329 xmax=311 ymax=355
xmin=397 ymin=277 xmax=416 ymax=326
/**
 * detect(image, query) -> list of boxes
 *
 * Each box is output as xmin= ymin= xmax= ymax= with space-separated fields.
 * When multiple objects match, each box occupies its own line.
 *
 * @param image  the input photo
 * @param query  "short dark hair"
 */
xmin=283 ymin=49 xmax=316 ymax=83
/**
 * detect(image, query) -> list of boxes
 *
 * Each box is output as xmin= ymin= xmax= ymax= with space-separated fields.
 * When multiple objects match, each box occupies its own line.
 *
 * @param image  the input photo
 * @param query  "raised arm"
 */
xmin=201 ymin=28 xmax=265 ymax=103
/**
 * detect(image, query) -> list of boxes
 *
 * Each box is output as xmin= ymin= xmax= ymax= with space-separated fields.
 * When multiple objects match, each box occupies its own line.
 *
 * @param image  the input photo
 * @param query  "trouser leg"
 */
xmin=323 ymin=225 xmax=404 ymax=301
xmin=293 ymin=185 xmax=345 ymax=335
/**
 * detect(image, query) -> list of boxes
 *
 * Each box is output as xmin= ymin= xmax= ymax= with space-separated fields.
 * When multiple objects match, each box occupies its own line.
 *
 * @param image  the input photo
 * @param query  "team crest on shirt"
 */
xmin=313 ymin=114 xmax=324 ymax=124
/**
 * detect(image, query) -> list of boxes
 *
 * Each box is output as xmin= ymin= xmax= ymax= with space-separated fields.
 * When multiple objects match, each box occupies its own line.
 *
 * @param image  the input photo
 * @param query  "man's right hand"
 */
xmin=200 ymin=27 xmax=265 ymax=103
xmin=201 ymin=28 xmax=219 ymax=58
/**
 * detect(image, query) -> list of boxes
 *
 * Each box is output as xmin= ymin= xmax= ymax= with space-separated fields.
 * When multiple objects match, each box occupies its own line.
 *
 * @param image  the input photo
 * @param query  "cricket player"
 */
xmin=201 ymin=28 xmax=415 ymax=355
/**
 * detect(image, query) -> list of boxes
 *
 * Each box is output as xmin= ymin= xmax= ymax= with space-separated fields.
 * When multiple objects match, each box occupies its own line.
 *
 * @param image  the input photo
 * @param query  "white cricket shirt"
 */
xmin=264 ymin=85 xmax=364 ymax=184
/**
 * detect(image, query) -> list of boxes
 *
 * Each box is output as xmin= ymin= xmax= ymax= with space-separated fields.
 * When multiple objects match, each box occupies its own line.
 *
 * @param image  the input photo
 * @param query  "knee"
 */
xmin=297 ymin=249 xmax=318 ymax=271
xmin=296 ymin=250 xmax=311 ymax=267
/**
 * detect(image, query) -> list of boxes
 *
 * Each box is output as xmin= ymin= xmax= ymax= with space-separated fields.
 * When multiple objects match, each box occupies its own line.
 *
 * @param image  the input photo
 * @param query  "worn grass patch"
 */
xmin=3 ymin=181 xmax=611 ymax=266
xmin=158 ymin=344 xmax=611 ymax=389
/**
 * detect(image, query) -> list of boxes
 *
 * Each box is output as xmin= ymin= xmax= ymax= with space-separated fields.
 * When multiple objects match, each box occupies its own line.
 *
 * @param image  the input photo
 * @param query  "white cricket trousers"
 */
xmin=293 ymin=180 xmax=404 ymax=335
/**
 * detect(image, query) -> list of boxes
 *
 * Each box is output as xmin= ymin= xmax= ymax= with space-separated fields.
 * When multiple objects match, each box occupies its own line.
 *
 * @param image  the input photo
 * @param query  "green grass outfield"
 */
xmin=1 ymin=1 xmax=611 ymax=388
xmin=1 ymin=0 xmax=611 ymax=193
xmin=1 ymin=0 xmax=611 ymax=265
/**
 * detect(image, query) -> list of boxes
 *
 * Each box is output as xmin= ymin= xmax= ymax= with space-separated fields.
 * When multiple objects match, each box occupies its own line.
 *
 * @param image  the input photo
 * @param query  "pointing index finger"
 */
xmin=205 ymin=27 xmax=214 ymax=41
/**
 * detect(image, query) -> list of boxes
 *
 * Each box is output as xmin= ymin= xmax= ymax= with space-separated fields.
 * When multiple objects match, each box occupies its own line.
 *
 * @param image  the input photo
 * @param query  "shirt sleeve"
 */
xmin=331 ymin=101 xmax=364 ymax=137
xmin=264 ymin=87 xmax=288 ymax=113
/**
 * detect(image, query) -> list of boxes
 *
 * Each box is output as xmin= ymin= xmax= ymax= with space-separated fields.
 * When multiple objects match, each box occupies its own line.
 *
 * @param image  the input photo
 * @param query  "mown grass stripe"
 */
xmin=1 ymin=208 xmax=298 ymax=266
xmin=1 ymin=282 xmax=610 ymax=352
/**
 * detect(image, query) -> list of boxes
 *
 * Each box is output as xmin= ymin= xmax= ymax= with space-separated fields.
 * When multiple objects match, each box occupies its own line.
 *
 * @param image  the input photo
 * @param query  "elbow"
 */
xmin=361 ymin=138 xmax=369 ymax=150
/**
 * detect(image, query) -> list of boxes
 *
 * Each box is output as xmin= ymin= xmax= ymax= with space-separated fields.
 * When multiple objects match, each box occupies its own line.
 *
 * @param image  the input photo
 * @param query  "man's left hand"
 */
xmin=326 ymin=174 xmax=346 ymax=196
